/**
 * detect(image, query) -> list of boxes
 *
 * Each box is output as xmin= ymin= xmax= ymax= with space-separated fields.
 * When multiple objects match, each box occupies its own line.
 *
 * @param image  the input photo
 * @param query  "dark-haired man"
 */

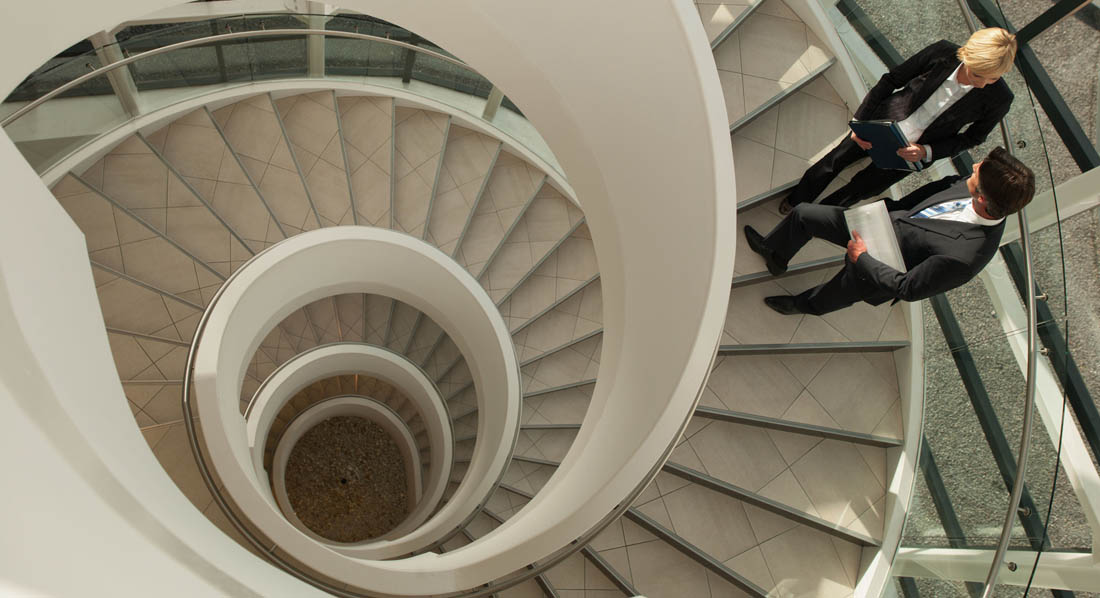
xmin=744 ymin=147 xmax=1034 ymax=316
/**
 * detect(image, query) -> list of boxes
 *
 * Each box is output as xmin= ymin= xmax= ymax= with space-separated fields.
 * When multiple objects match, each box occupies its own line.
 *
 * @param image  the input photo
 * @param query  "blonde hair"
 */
xmin=957 ymin=27 xmax=1017 ymax=77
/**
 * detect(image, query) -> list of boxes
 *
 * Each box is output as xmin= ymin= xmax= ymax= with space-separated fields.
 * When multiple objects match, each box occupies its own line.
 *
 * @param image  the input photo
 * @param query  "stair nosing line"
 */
xmin=662 ymin=462 xmax=881 ymax=547
xmin=330 ymin=296 xmax=345 ymax=342
xmin=510 ymin=454 xmax=558 ymax=468
xmin=105 ymin=327 xmax=191 ymax=347
xmin=718 ymin=340 xmax=909 ymax=355
xmin=710 ymin=0 xmax=767 ymax=50
xmin=510 ymin=274 xmax=600 ymax=336
xmin=496 ymin=216 xmax=587 ymax=308
xmin=422 ymin=116 xmax=452 ymax=241
xmin=331 ymin=90 xmax=359 ymax=226
xmin=382 ymin=298 xmax=399 ymax=348
xmin=435 ymin=354 xmax=465 ymax=386
xmin=579 ymin=545 xmax=640 ymax=597
xmin=520 ymin=423 xmax=581 ymax=431
xmin=403 ymin=312 xmax=425 ymax=356
xmin=361 ymin=293 xmax=370 ymax=342
xmin=624 ymin=508 xmax=769 ymax=597
xmin=89 ymin=261 xmax=204 ymax=311
xmin=137 ymin=132 xmax=257 ymax=257
xmin=420 ymin=331 xmax=448 ymax=370
xmin=446 ymin=380 xmax=475 ymax=402
xmin=451 ymin=142 xmax=503 ymax=260
xmin=299 ymin=302 xmax=325 ymax=347
xmin=729 ymin=57 xmax=837 ymax=135
xmin=524 ymin=379 xmax=597 ymax=399
xmin=477 ymin=175 xmax=547 ymax=280
xmin=519 ymin=328 xmax=603 ymax=368
xmin=693 ymin=405 xmax=902 ymax=447
xmin=269 ymin=92 xmax=322 ymax=230
xmin=71 ymin=172 xmax=226 ymax=282
xmin=731 ymin=254 xmax=844 ymax=288
xmin=389 ymin=99 xmax=396 ymax=230
xmin=736 ymin=178 xmax=799 ymax=213
xmin=204 ymin=105 xmax=289 ymax=240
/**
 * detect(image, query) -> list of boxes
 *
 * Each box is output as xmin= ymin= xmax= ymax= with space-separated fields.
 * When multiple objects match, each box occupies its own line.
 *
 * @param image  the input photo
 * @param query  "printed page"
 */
xmin=844 ymin=200 xmax=907 ymax=273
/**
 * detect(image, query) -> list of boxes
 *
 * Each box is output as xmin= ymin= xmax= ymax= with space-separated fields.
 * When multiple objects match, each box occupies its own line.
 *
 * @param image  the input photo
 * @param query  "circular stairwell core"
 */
xmin=284 ymin=415 xmax=408 ymax=543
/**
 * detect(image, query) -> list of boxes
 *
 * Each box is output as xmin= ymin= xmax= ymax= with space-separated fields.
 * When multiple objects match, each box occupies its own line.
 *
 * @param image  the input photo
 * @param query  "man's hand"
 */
xmin=847 ymin=231 xmax=867 ymax=263
xmin=896 ymin=143 xmax=926 ymax=162
xmin=850 ymin=132 xmax=872 ymax=150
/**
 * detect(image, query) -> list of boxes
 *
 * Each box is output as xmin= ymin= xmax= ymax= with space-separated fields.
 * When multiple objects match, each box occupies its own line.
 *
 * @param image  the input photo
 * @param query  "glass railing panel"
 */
xmin=908 ymin=313 xmax=1016 ymax=548
xmin=325 ymin=16 xmax=405 ymax=79
xmin=1 ymin=49 xmax=108 ymax=121
xmin=2 ymin=91 xmax=127 ymax=173
xmin=823 ymin=0 xmax=1093 ymax=591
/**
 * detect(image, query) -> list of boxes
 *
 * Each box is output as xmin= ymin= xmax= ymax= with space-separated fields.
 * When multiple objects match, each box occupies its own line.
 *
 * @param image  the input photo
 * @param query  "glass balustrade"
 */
xmin=822 ymin=0 xmax=1098 ymax=594
xmin=1 ymin=13 xmax=537 ymax=175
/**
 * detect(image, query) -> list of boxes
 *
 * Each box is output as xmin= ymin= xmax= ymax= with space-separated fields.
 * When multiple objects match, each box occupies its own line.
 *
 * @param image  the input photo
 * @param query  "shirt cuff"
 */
xmin=922 ymin=145 xmax=933 ymax=162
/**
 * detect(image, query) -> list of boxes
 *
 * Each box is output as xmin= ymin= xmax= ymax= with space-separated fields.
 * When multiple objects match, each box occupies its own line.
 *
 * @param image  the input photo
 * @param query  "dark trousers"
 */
xmin=763 ymin=203 xmax=880 ymax=315
xmin=787 ymin=136 xmax=911 ymax=208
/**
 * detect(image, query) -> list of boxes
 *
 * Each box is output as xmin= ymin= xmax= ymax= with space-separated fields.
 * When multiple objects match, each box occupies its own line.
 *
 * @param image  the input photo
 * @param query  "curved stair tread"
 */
xmin=405 ymin=318 xmax=444 ymax=364
xmin=521 ymin=334 xmax=602 ymax=396
xmin=522 ymin=382 xmax=593 ymax=427
xmin=497 ymin=223 xmax=598 ymax=331
xmin=385 ymin=301 xmax=421 ymax=352
xmin=335 ymin=94 xmax=394 ymax=227
xmin=143 ymin=108 xmax=284 ymax=252
xmin=212 ymin=94 xmax=320 ymax=235
xmin=428 ymin=126 xmax=501 ymax=256
xmin=455 ymin=151 xmax=545 ymax=276
xmin=364 ymin=293 xmax=395 ymax=345
xmin=393 ymin=107 xmax=450 ymax=237
xmin=512 ymin=277 xmax=602 ymax=362
xmin=478 ymin=182 xmax=583 ymax=303
xmin=704 ymin=347 xmax=904 ymax=438
xmin=274 ymin=91 xmax=356 ymax=227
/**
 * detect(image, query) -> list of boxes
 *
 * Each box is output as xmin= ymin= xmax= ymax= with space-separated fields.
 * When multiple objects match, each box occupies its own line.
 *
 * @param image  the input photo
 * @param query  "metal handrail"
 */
xmin=953 ymin=2 xmax=1042 ymax=594
xmin=1 ymin=28 xmax=478 ymax=128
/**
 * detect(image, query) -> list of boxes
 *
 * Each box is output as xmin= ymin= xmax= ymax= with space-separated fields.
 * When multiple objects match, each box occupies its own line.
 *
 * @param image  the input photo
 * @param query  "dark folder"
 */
xmin=848 ymin=120 xmax=924 ymax=172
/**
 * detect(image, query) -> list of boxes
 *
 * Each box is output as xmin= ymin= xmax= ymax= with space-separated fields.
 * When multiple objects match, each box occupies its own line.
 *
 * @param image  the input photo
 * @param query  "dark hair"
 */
xmin=977 ymin=147 xmax=1035 ymax=219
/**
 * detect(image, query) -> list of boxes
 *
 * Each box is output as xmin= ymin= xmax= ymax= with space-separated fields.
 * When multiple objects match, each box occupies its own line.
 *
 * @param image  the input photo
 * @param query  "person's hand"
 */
xmin=847 ymin=231 xmax=867 ymax=263
xmin=850 ymin=132 xmax=872 ymax=150
xmin=897 ymin=143 xmax=926 ymax=162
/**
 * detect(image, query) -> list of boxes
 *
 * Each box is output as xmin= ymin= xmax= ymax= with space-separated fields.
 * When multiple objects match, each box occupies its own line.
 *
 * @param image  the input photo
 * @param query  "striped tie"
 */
xmin=913 ymin=198 xmax=971 ymax=219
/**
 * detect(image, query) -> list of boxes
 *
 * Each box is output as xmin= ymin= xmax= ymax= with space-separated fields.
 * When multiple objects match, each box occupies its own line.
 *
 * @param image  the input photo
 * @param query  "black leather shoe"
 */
xmin=764 ymin=295 xmax=802 ymax=315
xmin=778 ymin=196 xmax=795 ymax=216
xmin=743 ymin=226 xmax=787 ymax=276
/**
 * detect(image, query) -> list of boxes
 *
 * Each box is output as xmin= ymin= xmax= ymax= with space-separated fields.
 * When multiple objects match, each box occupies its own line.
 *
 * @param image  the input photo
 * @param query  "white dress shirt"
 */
xmin=897 ymin=64 xmax=975 ymax=162
xmin=921 ymin=186 xmax=1004 ymax=226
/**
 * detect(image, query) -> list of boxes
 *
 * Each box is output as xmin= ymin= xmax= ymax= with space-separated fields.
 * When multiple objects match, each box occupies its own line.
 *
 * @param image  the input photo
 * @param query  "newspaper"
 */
xmin=844 ymin=200 xmax=907 ymax=273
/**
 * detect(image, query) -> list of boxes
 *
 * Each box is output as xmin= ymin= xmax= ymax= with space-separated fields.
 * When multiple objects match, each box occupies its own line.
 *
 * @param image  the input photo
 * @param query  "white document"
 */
xmin=844 ymin=200 xmax=907 ymax=273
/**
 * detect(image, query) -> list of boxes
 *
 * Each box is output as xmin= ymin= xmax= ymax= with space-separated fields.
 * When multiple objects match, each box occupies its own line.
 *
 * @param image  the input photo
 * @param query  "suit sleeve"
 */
xmin=851 ymin=252 xmax=969 ymax=302
xmin=926 ymin=87 xmax=1013 ymax=160
xmin=854 ymin=40 xmax=954 ymax=120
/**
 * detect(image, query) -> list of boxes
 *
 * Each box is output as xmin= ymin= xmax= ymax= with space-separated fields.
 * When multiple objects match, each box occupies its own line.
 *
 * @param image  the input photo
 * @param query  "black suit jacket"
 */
xmin=854 ymin=40 xmax=1013 ymax=161
xmin=850 ymin=176 xmax=1005 ymax=304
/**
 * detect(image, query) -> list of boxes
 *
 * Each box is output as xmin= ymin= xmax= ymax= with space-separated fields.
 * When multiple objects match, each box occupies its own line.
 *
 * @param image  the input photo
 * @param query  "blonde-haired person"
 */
xmin=777 ymin=27 xmax=1017 ymax=215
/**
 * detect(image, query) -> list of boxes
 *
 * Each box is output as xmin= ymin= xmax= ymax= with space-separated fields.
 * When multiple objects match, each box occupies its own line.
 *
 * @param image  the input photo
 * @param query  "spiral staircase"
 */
xmin=1 ymin=0 xmax=924 ymax=597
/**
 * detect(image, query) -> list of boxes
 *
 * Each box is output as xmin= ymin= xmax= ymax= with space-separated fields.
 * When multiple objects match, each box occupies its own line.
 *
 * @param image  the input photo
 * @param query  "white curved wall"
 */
xmin=0 ymin=0 xmax=734 ymax=594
